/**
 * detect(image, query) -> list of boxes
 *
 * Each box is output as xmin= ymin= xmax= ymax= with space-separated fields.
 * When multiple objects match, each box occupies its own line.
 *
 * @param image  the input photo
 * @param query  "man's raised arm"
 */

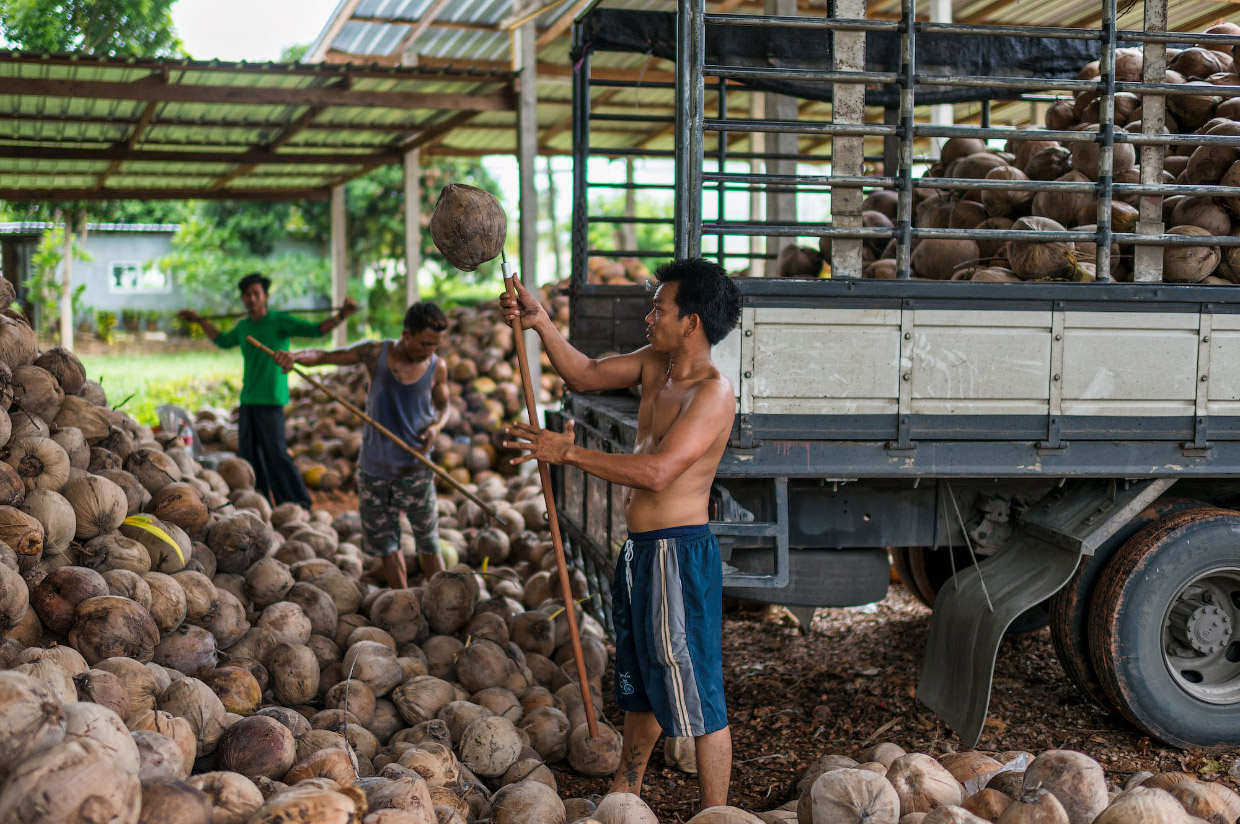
xmin=505 ymin=377 xmax=734 ymax=491
xmin=500 ymin=280 xmax=646 ymax=393
xmin=274 ymin=340 xmax=374 ymax=372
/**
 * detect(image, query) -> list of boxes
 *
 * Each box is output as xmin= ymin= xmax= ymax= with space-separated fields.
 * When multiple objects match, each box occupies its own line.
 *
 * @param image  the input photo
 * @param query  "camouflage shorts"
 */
xmin=357 ymin=468 xmax=439 ymax=557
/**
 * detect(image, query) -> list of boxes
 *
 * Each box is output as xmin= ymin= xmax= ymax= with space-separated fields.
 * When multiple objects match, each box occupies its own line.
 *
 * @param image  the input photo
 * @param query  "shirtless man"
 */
xmin=501 ymin=258 xmax=741 ymax=810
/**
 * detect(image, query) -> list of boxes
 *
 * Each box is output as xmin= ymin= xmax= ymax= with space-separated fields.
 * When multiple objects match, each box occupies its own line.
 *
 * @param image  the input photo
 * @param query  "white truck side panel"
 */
xmin=727 ymin=305 xmax=1226 ymax=420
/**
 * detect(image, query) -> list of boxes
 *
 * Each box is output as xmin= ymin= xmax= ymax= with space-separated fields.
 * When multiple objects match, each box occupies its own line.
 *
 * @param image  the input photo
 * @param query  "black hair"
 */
xmin=403 ymin=301 xmax=449 ymax=334
xmin=237 ymin=272 xmax=272 ymax=295
xmin=654 ymin=257 xmax=741 ymax=345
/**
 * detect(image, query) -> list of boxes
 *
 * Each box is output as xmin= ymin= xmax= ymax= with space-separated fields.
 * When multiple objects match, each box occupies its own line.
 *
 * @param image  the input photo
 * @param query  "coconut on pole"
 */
xmin=429 ymin=184 xmax=601 ymax=740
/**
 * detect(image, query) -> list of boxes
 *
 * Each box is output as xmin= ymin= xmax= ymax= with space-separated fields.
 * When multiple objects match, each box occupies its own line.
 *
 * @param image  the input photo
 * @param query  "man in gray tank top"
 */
xmin=274 ymin=303 xmax=451 ymax=588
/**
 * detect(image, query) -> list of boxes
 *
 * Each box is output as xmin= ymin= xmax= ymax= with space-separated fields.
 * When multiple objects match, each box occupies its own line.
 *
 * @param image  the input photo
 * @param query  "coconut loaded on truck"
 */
xmin=552 ymin=0 xmax=1240 ymax=748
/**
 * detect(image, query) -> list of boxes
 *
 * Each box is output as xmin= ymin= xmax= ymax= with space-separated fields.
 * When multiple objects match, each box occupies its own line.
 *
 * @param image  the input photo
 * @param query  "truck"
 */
xmin=549 ymin=0 xmax=1240 ymax=749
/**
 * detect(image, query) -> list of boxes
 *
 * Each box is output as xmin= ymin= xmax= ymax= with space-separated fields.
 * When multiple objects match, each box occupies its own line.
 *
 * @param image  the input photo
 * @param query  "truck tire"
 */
xmin=891 ymin=547 xmax=930 ymax=605
xmin=1088 ymin=508 xmax=1240 ymax=749
xmin=902 ymin=546 xmax=1048 ymax=634
xmin=1049 ymin=497 xmax=1210 ymax=713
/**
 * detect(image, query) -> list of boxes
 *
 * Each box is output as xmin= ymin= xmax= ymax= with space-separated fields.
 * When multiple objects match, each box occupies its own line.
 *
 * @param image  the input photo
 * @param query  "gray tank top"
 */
xmin=359 ymin=342 xmax=438 ymax=478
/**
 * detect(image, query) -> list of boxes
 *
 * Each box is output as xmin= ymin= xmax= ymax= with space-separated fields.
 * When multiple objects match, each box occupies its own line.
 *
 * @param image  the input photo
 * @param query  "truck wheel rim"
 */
xmin=1162 ymin=568 xmax=1240 ymax=705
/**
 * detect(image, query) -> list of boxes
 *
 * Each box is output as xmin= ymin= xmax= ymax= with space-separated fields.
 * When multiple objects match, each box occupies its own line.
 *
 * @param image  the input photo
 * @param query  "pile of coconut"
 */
xmin=192 ymin=285 xmax=570 ymax=493
xmin=755 ymin=743 xmax=1240 ymax=824
xmin=0 ymin=307 xmax=667 ymax=823
xmin=774 ymin=22 xmax=1240 ymax=284
xmin=586 ymin=256 xmax=656 ymax=286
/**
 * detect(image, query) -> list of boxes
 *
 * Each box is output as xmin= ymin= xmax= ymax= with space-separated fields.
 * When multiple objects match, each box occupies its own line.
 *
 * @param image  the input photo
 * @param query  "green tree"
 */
xmin=0 ymin=0 xmax=182 ymax=56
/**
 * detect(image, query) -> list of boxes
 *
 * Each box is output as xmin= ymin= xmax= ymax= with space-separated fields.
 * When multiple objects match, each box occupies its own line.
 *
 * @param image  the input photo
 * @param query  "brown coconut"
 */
xmin=567 ymin=721 xmax=622 ymax=778
xmin=268 ymin=642 xmax=321 ymax=705
xmin=70 ymin=594 xmax=160 ymax=663
xmin=63 ymin=473 xmax=128 ymax=540
xmin=963 ymin=788 xmax=1013 ymax=822
xmin=158 ymin=676 xmax=228 ymax=756
xmin=31 ymin=564 xmax=108 ymax=634
xmin=21 ymin=487 xmax=76 ymax=556
xmin=430 ymin=184 xmax=508 ymax=272
xmin=458 ymin=715 xmax=523 ymax=777
xmin=2 ymin=438 xmax=63 ymax=496
xmin=188 ymin=771 xmax=265 ymax=824
xmin=1023 ymin=146 xmax=1073 ymax=181
xmin=153 ymin=623 xmax=218 ymax=675
xmin=1021 ymin=750 xmax=1108 ymax=824
xmin=798 ymin=766 xmax=901 ymax=824
xmin=368 ymin=588 xmax=428 ymax=645
xmin=1164 ymin=225 xmax=1221 ymax=282
xmin=424 ymin=570 xmax=476 ymax=635
xmin=247 ymin=784 xmax=365 ymax=824
xmin=490 ymin=779 xmax=566 ymax=824
xmin=1093 ymin=787 xmax=1189 ymax=824
xmin=150 ymin=482 xmax=209 ymax=534
xmin=208 ymin=510 xmax=272 ymax=574
xmin=0 ymin=738 xmax=141 ymax=823
xmin=133 ymin=729 xmax=191 ymax=782
xmin=939 ymin=753 xmax=1004 ymax=788
xmin=201 ymin=666 xmax=263 ymax=715
xmin=344 ymin=640 xmax=404 ymax=697
xmin=0 ymin=670 xmax=66 ymax=776
xmin=888 ymin=753 xmax=965 ymax=816
xmin=218 ymin=715 xmax=297 ymax=780
xmin=912 ymin=239 xmax=980 ymax=280
xmin=1008 ymin=217 xmax=1075 ymax=280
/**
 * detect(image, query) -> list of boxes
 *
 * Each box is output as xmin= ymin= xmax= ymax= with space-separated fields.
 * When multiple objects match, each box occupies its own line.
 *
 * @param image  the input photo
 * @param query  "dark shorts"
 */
xmin=612 ymin=524 xmax=727 ymax=737
xmin=357 ymin=467 xmax=439 ymax=557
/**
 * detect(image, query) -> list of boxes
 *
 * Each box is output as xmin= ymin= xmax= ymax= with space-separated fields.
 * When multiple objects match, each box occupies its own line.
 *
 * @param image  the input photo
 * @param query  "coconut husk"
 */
xmin=35 ymin=346 xmax=86 ymax=395
xmin=20 ymin=488 xmax=75 ymax=556
xmin=1164 ymin=225 xmax=1221 ymax=282
xmin=1022 ymin=750 xmax=1108 ymax=824
xmin=0 ymin=738 xmax=141 ymax=823
xmin=912 ymin=239 xmax=980 ymax=280
xmin=62 ymin=473 xmax=128 ymax=541
xmin=430 ymin=184 xmax=508 ymax=272
xmin=54 ymin=395 xmax=113 ymax=443
xmin=5 ymin=436 xmax=70 ymax=493
xmin=70 ymin=594 xmax=161 ymax=664
xmin=188 ymin=772 xmax=265 ymax=824
xmin=12 ymin=365 xmax=65 ymax=422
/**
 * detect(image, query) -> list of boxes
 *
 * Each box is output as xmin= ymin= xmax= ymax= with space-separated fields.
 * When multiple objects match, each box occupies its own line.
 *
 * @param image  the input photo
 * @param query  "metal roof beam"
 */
xmin=0 ymin=144 xmax=399 ymax=165
xmin=0 ymin=110 xmax=427 ymax=134
xmin=352 ymin=17 xmax=501 ymax=33
xmin=0 ymin=187 xmax=332 ymax=201
xmin=4 ymin=76 xmax=516 ymax=112
xmin=391 ymin=0 xmax=455 ymax=62
xmin=96 ymin=99 xmax=159 ymax=188
xmin=536 ymin=0 xmax=594 ymax=49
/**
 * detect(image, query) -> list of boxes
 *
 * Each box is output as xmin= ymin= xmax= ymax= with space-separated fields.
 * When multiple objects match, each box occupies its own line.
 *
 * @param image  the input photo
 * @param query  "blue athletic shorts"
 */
xmin=611 ymin=524 xmax=728 ymax=737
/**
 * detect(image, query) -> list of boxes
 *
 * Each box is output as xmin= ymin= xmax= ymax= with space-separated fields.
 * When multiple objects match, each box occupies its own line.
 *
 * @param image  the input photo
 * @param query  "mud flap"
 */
xmin=916 ymin=478 xmax=1175 ymax=746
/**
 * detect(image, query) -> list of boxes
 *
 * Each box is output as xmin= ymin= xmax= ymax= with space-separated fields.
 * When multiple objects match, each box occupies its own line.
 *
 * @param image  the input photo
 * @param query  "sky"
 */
xmin=172 ymin=0 xmax=340 ymax=62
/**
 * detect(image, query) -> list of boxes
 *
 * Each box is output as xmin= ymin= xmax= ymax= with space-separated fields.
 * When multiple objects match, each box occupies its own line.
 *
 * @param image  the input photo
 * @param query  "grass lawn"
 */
xmin=78 ymin=346 xmax=244 ymax=427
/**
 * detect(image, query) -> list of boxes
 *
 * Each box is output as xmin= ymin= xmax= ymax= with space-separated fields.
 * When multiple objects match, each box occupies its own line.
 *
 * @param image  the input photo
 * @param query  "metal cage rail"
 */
xmin=668 ymin=0 xmax=1240 ymax=283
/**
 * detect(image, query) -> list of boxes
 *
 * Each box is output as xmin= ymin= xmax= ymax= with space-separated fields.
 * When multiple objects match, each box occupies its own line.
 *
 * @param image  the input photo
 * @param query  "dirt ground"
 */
xmin=553 ymin=588 xmax=1240 ymax=822
xmin=308 ymin=492 xmax=1240 ymax=822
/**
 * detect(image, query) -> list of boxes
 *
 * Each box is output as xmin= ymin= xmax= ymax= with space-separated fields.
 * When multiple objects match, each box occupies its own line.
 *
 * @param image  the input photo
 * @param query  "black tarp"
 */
xmin=576 ymin=8 xmax=1143 ymax=106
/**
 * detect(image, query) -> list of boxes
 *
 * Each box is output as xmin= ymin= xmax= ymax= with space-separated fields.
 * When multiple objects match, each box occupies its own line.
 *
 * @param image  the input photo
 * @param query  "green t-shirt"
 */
xmin=214 ymin=310 xmax=324 ymax=406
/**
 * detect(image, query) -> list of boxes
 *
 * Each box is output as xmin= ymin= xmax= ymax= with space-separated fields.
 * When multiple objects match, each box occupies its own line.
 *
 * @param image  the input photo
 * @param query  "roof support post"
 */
xmin=404 ymin=147 xmax=422 ymax=304
xmin=59 ymin=213 xmax=75 ymax=351
xmin=831 ymin=0 xmax=866 ymax=278
xmin=516 ymin=9 xmax=543 ymax=402
xmin=330 ymin=185 xmax=348 ymax=349
xmin=765 ymin=0 xmax=799 ymax=276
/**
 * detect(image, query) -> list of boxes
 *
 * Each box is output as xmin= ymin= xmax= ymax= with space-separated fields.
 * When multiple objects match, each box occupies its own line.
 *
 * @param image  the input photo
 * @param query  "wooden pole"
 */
xmin=59 ymin=213 xmax=74 ymax=351
xmin=404 ymin=147 xmax=422 ymax=304
xmin=330 ymin=185 xmax=348 ymax=349
xmin=244 ymin=335 xmax=508 ymax=527
xmin=502 ymin=268 xmax=599 ymax=739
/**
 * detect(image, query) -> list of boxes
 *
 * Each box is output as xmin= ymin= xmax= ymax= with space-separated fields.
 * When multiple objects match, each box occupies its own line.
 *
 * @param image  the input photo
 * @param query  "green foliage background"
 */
xmin=0 ymin=2 xmax=507 ymax=342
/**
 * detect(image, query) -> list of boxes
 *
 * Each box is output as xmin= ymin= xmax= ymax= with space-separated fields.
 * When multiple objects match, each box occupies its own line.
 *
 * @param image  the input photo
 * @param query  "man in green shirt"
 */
xmin=179 ymin=273 xmax=357 ymax=508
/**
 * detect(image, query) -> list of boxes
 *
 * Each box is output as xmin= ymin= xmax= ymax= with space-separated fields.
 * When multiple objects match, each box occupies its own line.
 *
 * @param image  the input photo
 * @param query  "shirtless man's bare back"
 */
xmin=501 ymin=258 xmax=741 ymax=811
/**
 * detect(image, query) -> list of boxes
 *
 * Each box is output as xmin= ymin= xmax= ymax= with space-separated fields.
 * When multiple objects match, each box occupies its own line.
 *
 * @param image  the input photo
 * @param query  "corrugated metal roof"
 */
xmin=0 ymin=51 xmax=517 ymax=200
